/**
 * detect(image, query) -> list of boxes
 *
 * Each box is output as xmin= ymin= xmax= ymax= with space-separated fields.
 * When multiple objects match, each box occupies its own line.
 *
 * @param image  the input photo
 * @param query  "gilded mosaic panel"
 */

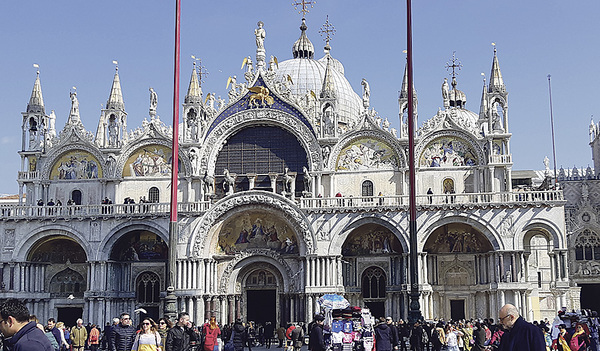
xmin=50 ymin=151 xmax=102 ymax=180
xmin=217 ymin=211 xmax=298 ymax=255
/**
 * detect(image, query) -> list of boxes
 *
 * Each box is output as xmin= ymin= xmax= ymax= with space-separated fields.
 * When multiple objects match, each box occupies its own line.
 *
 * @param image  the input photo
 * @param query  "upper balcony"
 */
xmin=0 ymin=189 xmax=563 ymax=220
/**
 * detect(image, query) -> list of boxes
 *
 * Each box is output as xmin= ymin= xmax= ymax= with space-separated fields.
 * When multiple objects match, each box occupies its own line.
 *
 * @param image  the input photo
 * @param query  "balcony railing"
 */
xmin=17 ymin=171 xmax=40 ymax=180
xmin=490 ymin=154 xmax=512 ymax=164
xmin=0 ymin=190 xmax=562 ymax=219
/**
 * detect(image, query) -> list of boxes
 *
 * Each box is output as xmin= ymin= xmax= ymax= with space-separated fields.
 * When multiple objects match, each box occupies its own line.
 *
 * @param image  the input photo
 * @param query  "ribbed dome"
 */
xmin=292 ymin=19 xmax=314 ymax=59
xmin=317 ymin=54 xmax=345 ymax=75
xmin=275 ymin=56 xmax=362 ymax=128
xmin=452 ymin=108 xmax=479 ymax=126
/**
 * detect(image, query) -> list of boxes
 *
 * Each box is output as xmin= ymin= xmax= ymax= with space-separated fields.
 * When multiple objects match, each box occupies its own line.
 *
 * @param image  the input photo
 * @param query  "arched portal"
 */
xmin=423 ymin=223 xmax=494 ymax=320
xmin=341 ymin=223 xmax=404 ymax=319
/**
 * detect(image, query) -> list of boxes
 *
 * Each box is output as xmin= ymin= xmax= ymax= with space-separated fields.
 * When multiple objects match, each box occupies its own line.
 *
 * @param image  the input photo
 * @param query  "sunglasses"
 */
xmin=159 ymin=322 xmax=166 ymax=325
xmin=142 ymin=322 xmax=151 ymax=325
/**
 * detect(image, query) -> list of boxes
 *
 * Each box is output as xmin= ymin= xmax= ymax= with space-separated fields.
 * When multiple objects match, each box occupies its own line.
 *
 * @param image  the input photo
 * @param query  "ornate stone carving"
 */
xmin=499 ymin=214 xmax=515 ymax=238
xmin=218 ymin=249 xmax=297 ymax=294
xmin=415 ymin=130 xmax=485 ymax=170
xmin=191 ymin=191 xmax=315 ymax=256
xmin=330 ymin=130 xmax=406 ymax=170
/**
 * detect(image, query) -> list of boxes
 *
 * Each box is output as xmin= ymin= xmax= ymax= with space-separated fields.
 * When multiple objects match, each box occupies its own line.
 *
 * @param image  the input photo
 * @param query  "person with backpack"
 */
xmin=431 ymin=322 xmax=445 ymax=351
xmin=88 ymin=325 xmax=100 ymax=351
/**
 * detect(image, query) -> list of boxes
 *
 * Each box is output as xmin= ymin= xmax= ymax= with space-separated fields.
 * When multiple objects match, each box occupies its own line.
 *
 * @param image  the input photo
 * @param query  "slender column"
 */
xmin=235 ymin=295 xmax=241 ymax=320
xmin=422 ymin=253 xmax=428 ymax=284
xmin=511 ymin=253 xmax=517 ymax=282
xmin=499 ymin=290 xmax=505 ymax=308
xmin=176 ymin=261 xmax=182 ymax=289
xmin=560 ymin=252 xmax=568 ymax=281
xmin=305 ymin=258 xmax=310 ymax=287
xmin=316 ymin=174 xmax=322 ymax=196
xmin=198 ymin=260 xmax=205 ymax=294
xmin=221 ymin=297 xmax=227 ymax=325
xmin=549 ymin=253 xmax=556 ymax=281
xmin=205 ymin=298 xmax=211 ymax=320
xmin=311 ymin=258 xmax=316 ymax=287
xmin=499 ymin=253 xmax=505 ymax=282
xmin=228 ymin=296 xmax=234 ymax=324
xmin=515 ymin=290 xmax=521 ymax=310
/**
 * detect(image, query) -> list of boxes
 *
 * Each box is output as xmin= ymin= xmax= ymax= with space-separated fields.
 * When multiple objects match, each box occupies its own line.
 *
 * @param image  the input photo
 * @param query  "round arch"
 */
xmin=114 ymin=138 xmax=193 ymax=178
xmin=13 ymin=226 xmax=91 ymax=262
xmin=520 ymin=220 xmax=564 ymax=250
xmin=190 ymin=191 xmax=315 ymax=257
xmin=329 ymin=130 xmax=406 ymax=171
xmin=200 ymin=109 xmax=323 ymax=174
xmin=416 ymin=130 xmax=485 ymax=168
xmin=41 ymin=143 xmax=106 ymax=180
xmin=99 ymin=221 xmax=169 ymax=261
xmin=419 ymin=215 xmax=503 ymax=251
xmin=218 ymin=250 xmax=294 ymax=294
xmin=329 ymin=216 xmax=409 ymax=255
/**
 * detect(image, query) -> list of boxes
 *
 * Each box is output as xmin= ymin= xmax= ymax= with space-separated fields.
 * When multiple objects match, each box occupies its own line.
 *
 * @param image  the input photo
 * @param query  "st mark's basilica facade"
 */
xmin=0 ymin=15 xmax=576 ymax=326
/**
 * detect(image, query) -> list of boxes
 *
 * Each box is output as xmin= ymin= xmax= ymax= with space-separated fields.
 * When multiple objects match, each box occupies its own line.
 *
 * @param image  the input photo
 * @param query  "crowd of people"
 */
xmin=1 ymin=299 xmax=599 ymax=351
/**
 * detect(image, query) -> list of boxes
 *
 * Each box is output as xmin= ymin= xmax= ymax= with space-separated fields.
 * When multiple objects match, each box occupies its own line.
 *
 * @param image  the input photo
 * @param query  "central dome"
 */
xmin=275 ymin=56 xmax=363 ymax=129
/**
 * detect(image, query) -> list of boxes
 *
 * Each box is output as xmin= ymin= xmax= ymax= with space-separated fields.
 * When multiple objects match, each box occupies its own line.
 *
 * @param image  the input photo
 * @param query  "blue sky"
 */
xmin=0 ymin=1 xmax=598 ymax=195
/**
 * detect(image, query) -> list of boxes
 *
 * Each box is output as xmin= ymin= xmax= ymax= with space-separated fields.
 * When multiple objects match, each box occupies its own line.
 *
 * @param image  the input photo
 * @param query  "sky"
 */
xmin=0 ymin=0 xmax=598 ymax=195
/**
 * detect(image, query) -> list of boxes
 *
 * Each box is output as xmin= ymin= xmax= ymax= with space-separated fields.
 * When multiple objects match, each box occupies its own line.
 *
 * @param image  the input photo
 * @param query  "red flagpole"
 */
xmin=166 ymin=0 xmax=181 ymax=319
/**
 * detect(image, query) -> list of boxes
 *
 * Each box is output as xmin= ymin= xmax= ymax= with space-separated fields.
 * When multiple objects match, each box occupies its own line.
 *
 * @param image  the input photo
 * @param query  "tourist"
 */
xmin=569 ymin=323 xmax=590 ymax=351
xmin=203 ymin=317 xmax=221 ymax=351
xmin=47 ymin=318 xmax=62 ymax=347
xmin=71 ymin=318 xmax=88 ymax=351
xmin=0 ymin=299 xmax=54 ymax=351
xmin=231 ymin=319 xmax=247 ymax=351
xmin=445 ymin=324 xmax=462 ymax=351
xmin=54 ymin=322 xmax=69 ymax=351
xmin=375 ymin=317 xmax=393 ymax=351
xmin=30 ymin=315 xmax=59 ymax=351
xmin=110 ymin=313 xmax=136 ymax=351
xmin=308 ymin=315 xmax=326 ymax=351
xmin=409 ymin=321 xmax=425 ymax=351
xmin=246 ymin=321 xmax=256 ymax=351
xmin=276 ymin=325 xmax=285 ymax=348
xmin=497 ymin=304 xmax=545 ymax=351
xmin=165 ymin=312 xmax=197 ymax=351
xmin=157 ymin=317 xmax=173 ymax=347
xmin=88 ymin=324 xmax=100 ymax=351
xmin=471 ymin=322 xmax=485 ymax=351
xmin=264 ymin=321 xmax=275 ymax=349
xmin=132 ymin=318 xmax=162 ymax=351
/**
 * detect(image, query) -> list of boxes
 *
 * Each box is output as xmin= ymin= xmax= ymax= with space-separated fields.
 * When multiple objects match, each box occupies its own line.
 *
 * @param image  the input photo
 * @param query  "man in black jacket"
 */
xmin=166 ymin=312 xmax=197 ymax=351
xmin=497 ymin=304 xmax=545 ymax=351
xmin=109 ymin=313 xmax=136 ymax=351
xmin=0 ymin=299 xmax=54 ymax=351
xmin=386 ymin=317 xmax=399 ymax=350
xmin=308 ymin=315 xmax=325 ymax=351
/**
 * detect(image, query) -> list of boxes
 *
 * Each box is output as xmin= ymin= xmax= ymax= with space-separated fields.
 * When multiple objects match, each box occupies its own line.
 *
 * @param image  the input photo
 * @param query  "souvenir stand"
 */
xmin=317 ymin=294 xmax=376 ymax=351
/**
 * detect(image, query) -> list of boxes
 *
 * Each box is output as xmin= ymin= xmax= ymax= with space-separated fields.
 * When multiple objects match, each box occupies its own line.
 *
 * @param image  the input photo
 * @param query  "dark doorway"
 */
xmin=247 ymin=289 xmax=276 ymax=325
xmin=364 ymin=301 xmax=385 ymax=319
xmin=57 ymin=307 xmax=83 ymax=327
xmin=580 ymin=283 xmax=600 ymax=313
xmin=450 ymin=300 xmax=465 ymax=321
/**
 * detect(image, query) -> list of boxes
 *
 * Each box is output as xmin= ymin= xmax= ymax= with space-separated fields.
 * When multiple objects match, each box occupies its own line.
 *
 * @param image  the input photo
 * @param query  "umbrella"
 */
xmin=318 ymin=294 xmax=350 ymax=310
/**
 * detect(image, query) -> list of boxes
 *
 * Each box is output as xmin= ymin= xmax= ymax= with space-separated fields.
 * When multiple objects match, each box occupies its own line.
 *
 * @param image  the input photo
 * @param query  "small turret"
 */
xmin=22 ymin=69 xmax=48 ymax=152
xmin=96 ymin=65 xmax=127 ymax=148
xmin=292 ymin=18 xmax=314 ymax=59
xmin=183 ymin=62 xmax=206 ymax=142
xmin=398 ymin=58 xmax=418 ymax=138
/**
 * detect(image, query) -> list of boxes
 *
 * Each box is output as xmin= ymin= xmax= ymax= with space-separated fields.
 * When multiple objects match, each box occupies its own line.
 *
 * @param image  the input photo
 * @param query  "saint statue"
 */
xmin=149 ymin=87 xmax=158 ymax=115
xmin=442 ymin=78 xmax=449 ymax=108
xmin=255 ymin=21 xmax=266 ymax=51
xmin=361 ymin=78 xmax=370 ymax=108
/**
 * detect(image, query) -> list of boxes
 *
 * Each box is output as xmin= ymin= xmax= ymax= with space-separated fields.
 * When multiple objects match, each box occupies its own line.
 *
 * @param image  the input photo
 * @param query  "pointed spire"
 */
xmin=320 ymin=55 xmax=336 ymax=99
xmin=106 ymin=67 xmax=125 ymax=110
xmin=488 ymin=45 xmax=505 ymax=93
xmin=399 ymin=58 xmax=418 ymax=101
xmin=293 ymin=18 xmax=314 ymax=59
xmin=479 ymin=76 xmax=488 ymax=117
xmin=185 ymin=62 xmax=202 ymax=104
xmin=27 ymin=70 xmax=45 ymax=114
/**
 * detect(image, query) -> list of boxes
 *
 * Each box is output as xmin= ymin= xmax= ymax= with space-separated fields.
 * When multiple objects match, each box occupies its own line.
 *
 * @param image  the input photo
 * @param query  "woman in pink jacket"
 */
xmin=203 ymin=317 xmax=221 ymax=351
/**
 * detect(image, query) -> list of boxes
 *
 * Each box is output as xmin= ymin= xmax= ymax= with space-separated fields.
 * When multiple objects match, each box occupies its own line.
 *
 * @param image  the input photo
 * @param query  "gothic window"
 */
xmin=49 ymin=268 xmax=86 ymax=297
xmin=71 ymin=190 xmax=82 ymax=205
xmin=362 ymin=180 xmax=374 ymax=197
xmin=361 ymin=267 xmax=386 ymax=299
xmin=574 ymin=229 xmax=600 ymax=261
xmin=148 ymin=187 xmax=159 ymax=203
xmin=136 ymin=272 xmax=160 ymax=303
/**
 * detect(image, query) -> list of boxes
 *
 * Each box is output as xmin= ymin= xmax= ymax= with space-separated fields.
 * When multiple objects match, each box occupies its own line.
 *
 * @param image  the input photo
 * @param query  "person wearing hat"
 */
xmin=308 ymin=315 xmax=326 ymax=351
xmin=385 ymin=317 xmax=399 ymax=350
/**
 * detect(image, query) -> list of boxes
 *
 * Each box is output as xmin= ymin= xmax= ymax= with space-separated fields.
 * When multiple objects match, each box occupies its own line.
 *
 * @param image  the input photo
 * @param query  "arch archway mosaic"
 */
xmin=341 ymin=223 xmax=403 ymax=256
xmin=50 ymin=151 xmax=102 ymax=180
xmin=424 ymin=223 xmax=493 ymax=254
xmin=336 ymin=138 xmax=399 ymax=171
xmin=122 ymin=144 xmax=181 ymax=177
xmin=217 ymin=210 xmax=299 ymax=255
xmin=28 ymin=236 xmax=87 ymax=263
xmin=110 ymin=230 xmax=168 ymax=261
xmin=419 ymin=136 xmax=477 ymax=167
xmin=49 ymin=268 xmax=85 ymax=297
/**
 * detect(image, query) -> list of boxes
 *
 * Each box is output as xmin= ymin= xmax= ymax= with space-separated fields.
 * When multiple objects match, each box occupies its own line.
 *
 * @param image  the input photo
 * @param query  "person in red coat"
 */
xmin=203 ymin=317 xmax=221 ymax=351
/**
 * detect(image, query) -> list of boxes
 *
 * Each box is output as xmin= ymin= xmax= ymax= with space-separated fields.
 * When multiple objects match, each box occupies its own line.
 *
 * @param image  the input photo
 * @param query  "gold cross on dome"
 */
xmin=292 ymin=0 xmax=316 ymax=17
xmin=445 ymin=51 xmax=463 ymax=79
xmin=319 ymin=15 xmax=336 ymax=43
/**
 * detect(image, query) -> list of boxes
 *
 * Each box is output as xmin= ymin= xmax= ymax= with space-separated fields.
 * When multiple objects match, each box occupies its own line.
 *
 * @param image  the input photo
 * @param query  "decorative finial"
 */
xmin=33 ymin=63 xmax=40 ymax=75
xmin=292 ymin=0 xmax=316 ymax=18
xmin=112 ymin=60 xmax=119 ymax=71
xmin=481 ymin=72 xmax=486 ymax=84
xmin=445 ymin=51 xmax=462 ymax=88
xmin=191 ymin=55 xmax=209 ymax=85
xmin=492 ymin=42 xmax=496 ymax=53
xmin=319 ymin=15 xmax=335 ymax=51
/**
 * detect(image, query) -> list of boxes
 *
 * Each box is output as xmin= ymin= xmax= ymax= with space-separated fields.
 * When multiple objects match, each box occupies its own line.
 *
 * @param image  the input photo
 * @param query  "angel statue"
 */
xmin=223 ymin=169 xmax=235 ymax=195
xmin=361 ymin=78 xmax=370 ymax=108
